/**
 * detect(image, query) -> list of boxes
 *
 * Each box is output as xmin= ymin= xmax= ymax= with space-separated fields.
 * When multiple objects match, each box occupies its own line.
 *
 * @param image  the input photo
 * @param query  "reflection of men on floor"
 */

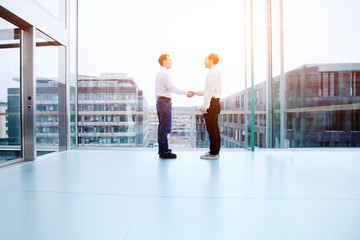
xmin=192 ymin=53 xmax=222 ymax=160
xmin=155 ymin=54 xmax=194 ymax=159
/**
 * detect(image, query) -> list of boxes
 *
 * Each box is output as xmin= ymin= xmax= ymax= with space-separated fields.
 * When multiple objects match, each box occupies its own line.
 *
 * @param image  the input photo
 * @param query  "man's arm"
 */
xmin=163 ymin=72 xmax=188 ymax=95
xmin=193 ymin=90 xmax=204 ymax=96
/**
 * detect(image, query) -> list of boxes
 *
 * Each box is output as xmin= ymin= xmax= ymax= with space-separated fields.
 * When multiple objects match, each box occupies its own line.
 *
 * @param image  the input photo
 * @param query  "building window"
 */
xmin=287 ymin=113 xmax=293 ymax=130
xmin=326 ymin=111 xmax=344 ymax=131
xmin=350 ymin=72 xmax=360 ymax=96
xmin=320 ymin=72 xmax=339 ymax=97
xmin=352 ymin=110 xmax=360 ymax=131
xmin=234 ymin=114 xmax=238 ymax=123
xmin=235 ymin=96 xmax=240 ymax=108
xmin=254 ymin=89 xmax=259 ymax=104
xmin=229 ymin=114 xmax=233 ymax=123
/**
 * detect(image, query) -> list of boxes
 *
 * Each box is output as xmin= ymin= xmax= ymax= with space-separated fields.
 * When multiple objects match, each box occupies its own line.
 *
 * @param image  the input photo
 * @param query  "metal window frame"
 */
xmin=0 ymin=1 xmax=75 ymax=163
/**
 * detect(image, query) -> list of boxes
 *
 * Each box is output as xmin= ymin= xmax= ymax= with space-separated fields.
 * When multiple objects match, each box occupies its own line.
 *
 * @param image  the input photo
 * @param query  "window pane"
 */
xmin=32 ymin=0 xmax=66 ymax=25
xmin=0 ymin=17 xmax=21 ymax=163
xmin=36 ymin=30 xmax=66 ymax=156
xmin=78 ymin=0 xmax=250 ymax=150
xmin=280 ymin=0 xmax=360 ymax=147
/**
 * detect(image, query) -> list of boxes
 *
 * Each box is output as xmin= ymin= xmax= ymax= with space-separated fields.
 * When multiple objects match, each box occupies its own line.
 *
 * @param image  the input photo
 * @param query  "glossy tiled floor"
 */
xmin=0 ymin=149 xmax=359 ymax=240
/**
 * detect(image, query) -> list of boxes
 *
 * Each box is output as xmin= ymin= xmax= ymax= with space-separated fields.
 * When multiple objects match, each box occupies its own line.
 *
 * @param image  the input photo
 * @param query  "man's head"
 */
xmin=204 ymin=53 xmax=219 ymax=69
xmin=158 ymin=54 xmax=172 ymax=69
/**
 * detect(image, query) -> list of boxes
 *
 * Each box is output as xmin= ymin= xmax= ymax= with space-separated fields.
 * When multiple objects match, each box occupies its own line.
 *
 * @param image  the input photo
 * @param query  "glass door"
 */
xmin=0 ymin=17 xmax=21 ymax=164
xmin=35 ymin=30 xmax=66 ymax=156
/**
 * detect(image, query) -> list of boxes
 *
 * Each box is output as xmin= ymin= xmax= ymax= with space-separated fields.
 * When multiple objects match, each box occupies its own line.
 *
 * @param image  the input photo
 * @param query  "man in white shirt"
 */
xmin=193 ymin=53 xmax=222 ymax=160
xmin=155 ymin=54 xmax=193 ymax=159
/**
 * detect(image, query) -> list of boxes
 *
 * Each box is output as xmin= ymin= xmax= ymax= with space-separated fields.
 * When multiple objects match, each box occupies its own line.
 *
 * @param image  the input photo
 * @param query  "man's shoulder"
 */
xmin=156 ymin=69 xmax=170 ymax=81
xmin=159 ymin=69 xmax=170 ymax=77
xmin=209 ymin=65 xmax=221 ymax=77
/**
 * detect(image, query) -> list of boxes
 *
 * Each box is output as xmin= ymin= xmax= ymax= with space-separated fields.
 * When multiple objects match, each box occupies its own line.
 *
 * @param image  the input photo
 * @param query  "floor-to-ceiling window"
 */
xmin=0 ymin=1 xmax=77 ymax=164
xmin=0 ymin=17 xmax=21 ymax=164
xmin=31 ymin=0 xmax=66 ymax=26
xmin=271 ymin=0 xmax=360 ymax=148
xmin=78 ymin=0 xmax=248 ymax=150
xmin=35 ymin=30 xmax=66 ymax=156
xmin=69 ymin=0 xmax=78 ymax=148
xmin=77 ymin=0 xmax=359 ymax=151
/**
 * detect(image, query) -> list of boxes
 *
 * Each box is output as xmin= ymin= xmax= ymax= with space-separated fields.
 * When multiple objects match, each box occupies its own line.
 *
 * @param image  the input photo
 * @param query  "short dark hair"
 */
xmin=158 ymin=54 xmax=169 ymax=66
xmin=208 ymin=53 xmax=219 ymax=65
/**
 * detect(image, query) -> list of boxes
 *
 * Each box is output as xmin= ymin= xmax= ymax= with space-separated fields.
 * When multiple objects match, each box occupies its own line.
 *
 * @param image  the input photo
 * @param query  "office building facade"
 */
xmin=0 ymin=102 xmax=8 ymax=140
xmin=145 ymin=106 xmax=198 ymax=149
xmin=77 ymin=73 xmax=148 ymax=147
xmin=220 ymin=82 xmax=266 ymax=148
xmin=220 ymin=63 xmax=360 ymax=148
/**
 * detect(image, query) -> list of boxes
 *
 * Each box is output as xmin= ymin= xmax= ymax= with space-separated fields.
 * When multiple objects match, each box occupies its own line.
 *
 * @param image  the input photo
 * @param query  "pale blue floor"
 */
xmin=0 ymin=149 xmax=360 ymax=240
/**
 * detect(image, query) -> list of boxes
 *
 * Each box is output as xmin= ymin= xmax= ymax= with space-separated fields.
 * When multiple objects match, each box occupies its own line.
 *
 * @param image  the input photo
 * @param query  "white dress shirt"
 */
xmin=195 ymin=64 xmax=222 ymax=109
xmin=155 ymin=67 xmax=188 ymax=100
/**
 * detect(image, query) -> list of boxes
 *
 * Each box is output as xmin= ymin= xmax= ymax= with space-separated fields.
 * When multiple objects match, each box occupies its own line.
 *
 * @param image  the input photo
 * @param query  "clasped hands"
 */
xmin=187 ymin=91 xmax=195 ymax=98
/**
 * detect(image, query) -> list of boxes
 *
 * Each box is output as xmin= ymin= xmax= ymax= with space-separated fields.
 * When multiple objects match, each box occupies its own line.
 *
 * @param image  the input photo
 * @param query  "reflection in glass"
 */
xmin=70 ymin=0 xmax=78 ymax=148
xmin=279 ymin=0 xmax=360 ymax=147
xmin=282 ymin=64 xmax=360 ymax=147
xmin=77 ymin=74 xmax=148 ymax=147
xmin=32 ymin=0 xmax=66 ymax=25
xmin=36 ymin=30 xmax=66 ymax=156
xmin=0 ymin=17 xmax=21 ymax=163
xmin=220 ymin=0 xmax=360 ymax=149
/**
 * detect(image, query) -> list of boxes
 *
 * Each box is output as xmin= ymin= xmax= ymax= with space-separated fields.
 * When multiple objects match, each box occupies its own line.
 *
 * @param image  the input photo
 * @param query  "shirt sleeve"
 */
xmin=162 ymin=71 xmax=188 ymax=95
xmin=194 ymin=90 xmax=204 ymax=96
xmin=202 ymin=70 xmax=219 ymax=109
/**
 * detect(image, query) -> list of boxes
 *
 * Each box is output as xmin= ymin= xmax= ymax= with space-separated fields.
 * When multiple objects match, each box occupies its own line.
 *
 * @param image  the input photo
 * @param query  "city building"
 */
xmin=220 ymin=82 xmax=266 ymax=148
xmin=5 ymin=78 xmax=67 ymax=155
xmin=145 ymin=106 xmax=198 ymax=149
xmin=195 ymin=111 xmax=210 ymax=148
xmin=169 ymin=107 xmax=197 ymax=148
xmin=6 ymin=87 xmax=21 ymax=146
xmin=0 ymin=102 xmax=8 ymax=141
xmin=220 ymin=63 xmax=360 ymax=148
xmin=35 ymin=78 xmax=67 ymax=152
xmin=277 ymin=63 xmax=360 ymax=147
xmin=77 ymin=73 xmax=148 ymax=147
xmin=143 ymin=106 xmax=158 ymax=148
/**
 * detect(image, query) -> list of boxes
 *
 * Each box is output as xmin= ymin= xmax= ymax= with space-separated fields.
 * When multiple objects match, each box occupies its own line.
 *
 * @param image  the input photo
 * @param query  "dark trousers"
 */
xmin=204 ymin=98 xmax=221 ymax=155
xmin=156 ymin=97 xmax=172 ymax=155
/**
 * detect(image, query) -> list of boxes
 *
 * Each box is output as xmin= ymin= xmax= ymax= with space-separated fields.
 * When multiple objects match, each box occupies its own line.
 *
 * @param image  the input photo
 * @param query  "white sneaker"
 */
xmin=200 ymin=152 xmax=219 ymax=160
xmin=204 ymin=151 xmax=220 ymax=157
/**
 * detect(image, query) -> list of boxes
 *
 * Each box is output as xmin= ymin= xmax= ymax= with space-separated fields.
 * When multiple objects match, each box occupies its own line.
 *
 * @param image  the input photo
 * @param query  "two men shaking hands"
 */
xmin=155 ymin=53 xmax=222 ymax=160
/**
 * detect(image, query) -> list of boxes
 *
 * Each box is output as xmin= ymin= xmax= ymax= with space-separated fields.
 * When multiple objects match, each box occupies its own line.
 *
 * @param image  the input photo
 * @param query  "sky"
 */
xmin=78 ymin=0 xmax=245 ymax=107
xmin=78 ymin=0 xmax=360 ymax=107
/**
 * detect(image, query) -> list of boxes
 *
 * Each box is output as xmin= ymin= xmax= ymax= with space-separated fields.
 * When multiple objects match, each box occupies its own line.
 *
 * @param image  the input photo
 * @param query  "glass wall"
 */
xmin=36 ymin=30 xmax=66 ymax=156
xmin=77 ymin=0 xmax=249 ymax=150
xmin=0 ymin=1 xmax=77 ymax=163
xmin=31 ymin=0 xmax=66 ymax=26
xmin=0 ymin=17 xmax=21 ymax=163
xmin=278 ymin=0 xmax=360 ymax=147
xmin=270 ymin=0 xmax=282 ymax=148
xmin=69 ymin=0 xmax=78 ymax=148
xmin=77 ymin=0 xmax=360 ymax=150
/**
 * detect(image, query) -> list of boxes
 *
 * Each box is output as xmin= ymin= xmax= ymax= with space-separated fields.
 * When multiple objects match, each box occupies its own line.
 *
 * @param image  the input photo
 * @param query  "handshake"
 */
xmin=187 ymin=91 xmax=196 ymax=98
